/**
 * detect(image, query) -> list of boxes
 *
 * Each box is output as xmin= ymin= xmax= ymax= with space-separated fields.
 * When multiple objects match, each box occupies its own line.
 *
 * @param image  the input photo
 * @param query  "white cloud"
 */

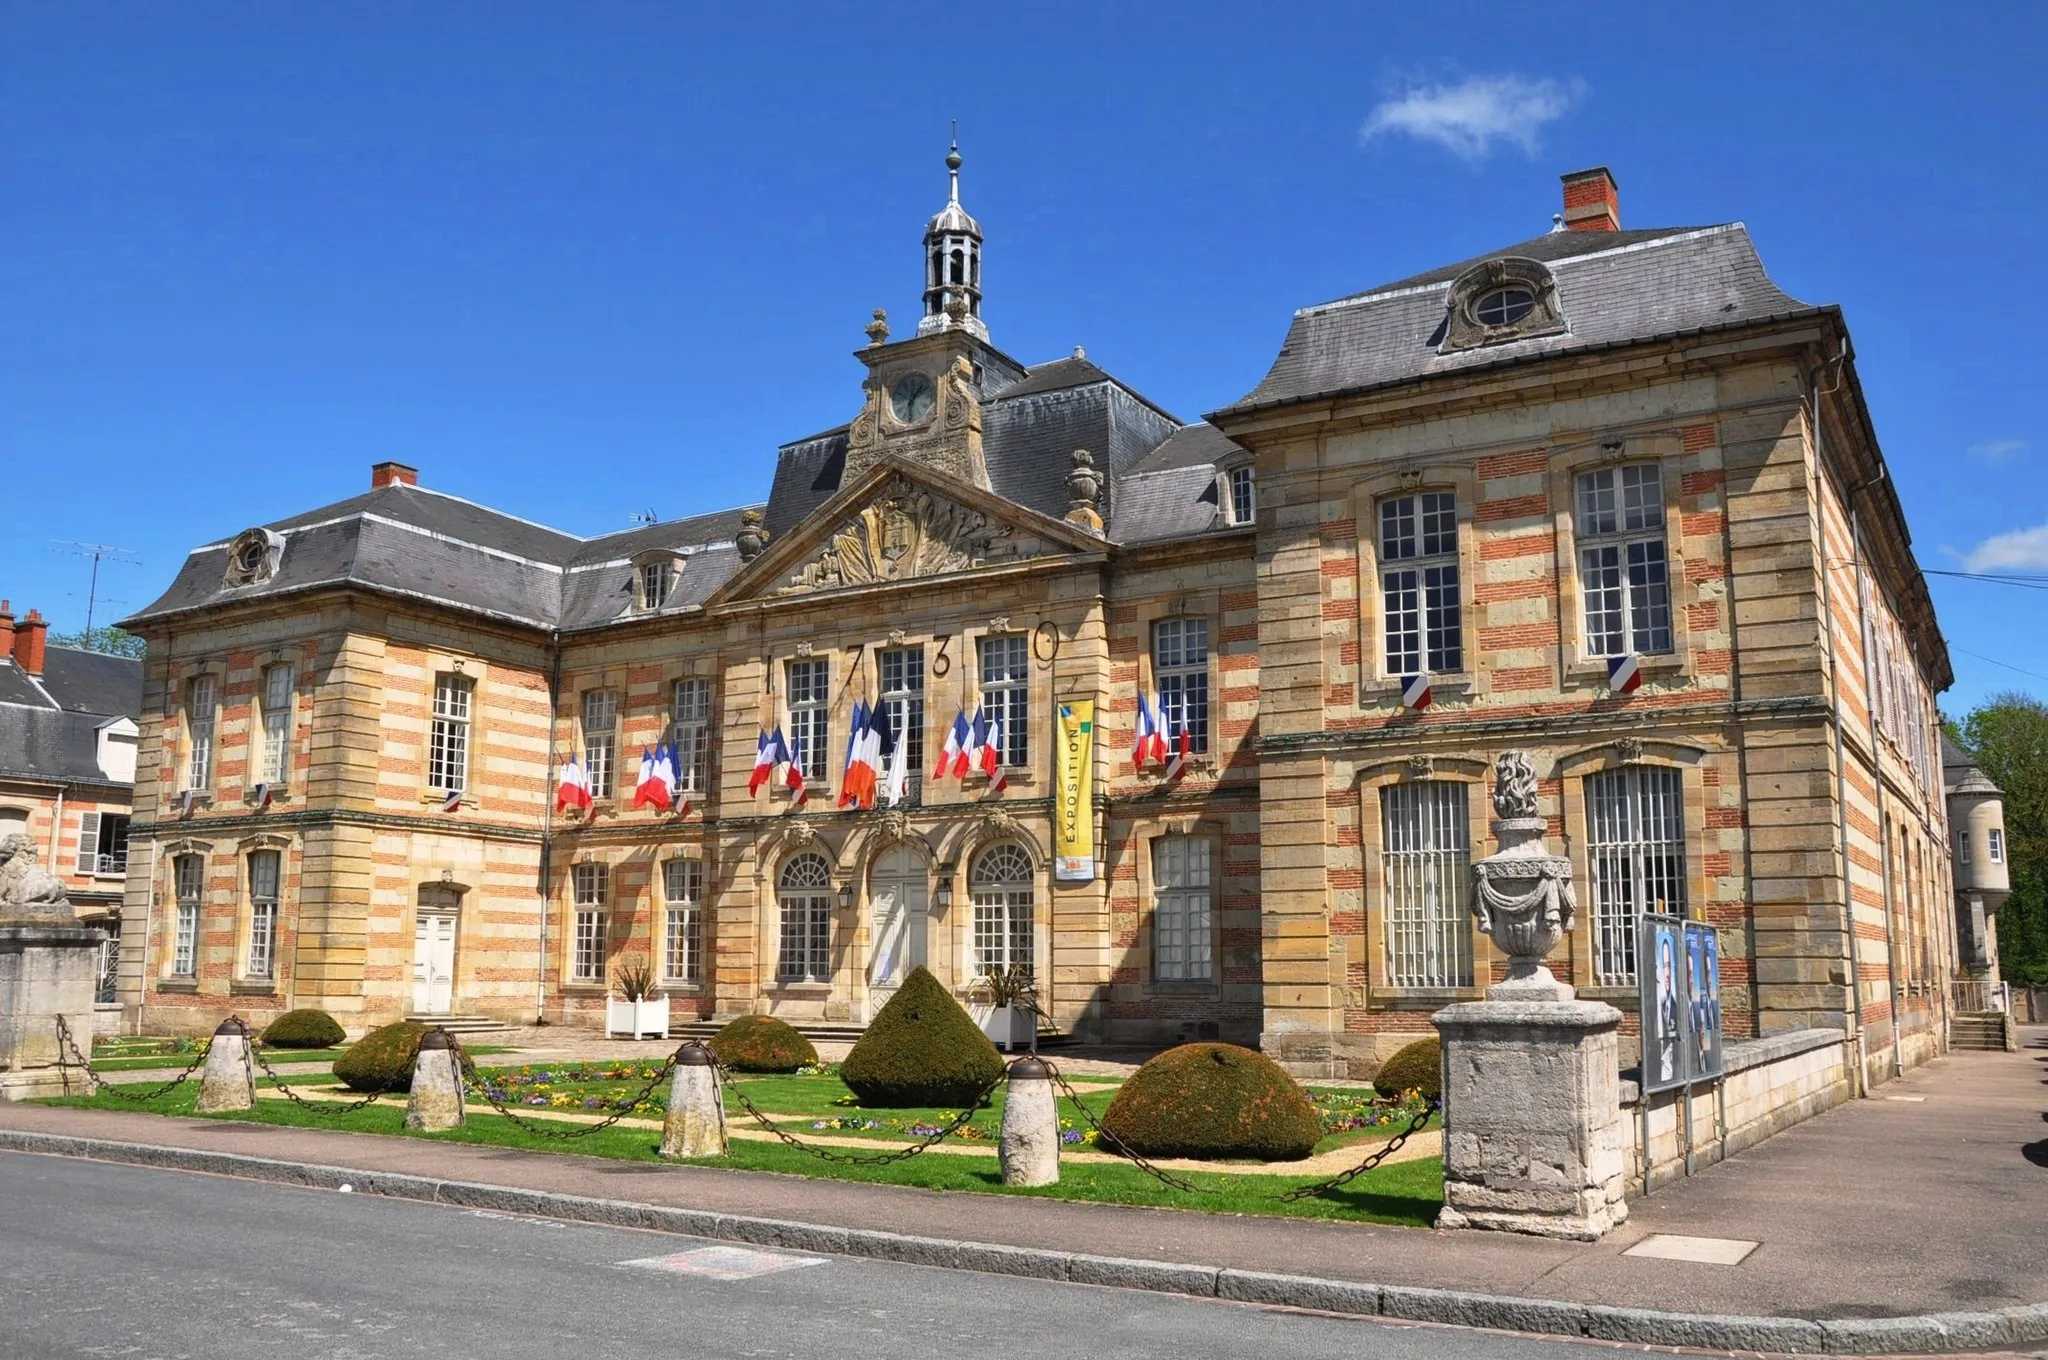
xmin=1360 ymin=74 xmax=1587 ymax=163
xmin=1968 ymin=438 xmax=2028 ymax=463
xmin=1964 ymin=521 xmax=2048 ymax=572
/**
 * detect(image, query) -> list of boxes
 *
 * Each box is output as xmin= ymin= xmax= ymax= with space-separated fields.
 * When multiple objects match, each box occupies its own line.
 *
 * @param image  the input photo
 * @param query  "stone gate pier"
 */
xmin=0 ymin=832 xmax=102 ymax=1100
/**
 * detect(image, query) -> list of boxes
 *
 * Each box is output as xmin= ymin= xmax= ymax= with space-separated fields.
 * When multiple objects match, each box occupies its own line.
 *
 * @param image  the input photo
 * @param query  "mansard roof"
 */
xmin=0 ymin=645 xmax=142 ymax=788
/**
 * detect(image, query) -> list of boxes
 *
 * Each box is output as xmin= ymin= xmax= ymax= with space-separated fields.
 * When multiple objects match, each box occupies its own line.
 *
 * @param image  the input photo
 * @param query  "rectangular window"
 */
xmin=1381 ymin=782 xmax=1474 ymax=988
xmin=785 ymin=659 xmax=830 ymax=784
xmin=1957 ymin=829 xmax=1971 ymax=866
xmin=1577 ymin=465 xmax=1673 ymax=657
xmin=1989 ymin=828 xmax=2005 ymax=864
xmin=663 ymin=858 xmax=704 ymax=984
xmin=1379 ymin=492 xmax=1463 ymax=675
xmin=185 ymin=675 xmax=217 ymax=791
xmin=429 ymin=674 xmax=473 ymax=794
xmin=1586 ymin=766 xmax=1687 ymax=984
xmin=246 ymin=850 xmax=280 ymax=980
xmin=978 ymin=635 xmax=1029 ymax=768
xmin=1152 ymin=619 xmax=1210 ymax=754
xmin=640 ymin=560 xmax=674 ymax=610
xmin=1228 ymin=466 xmax=1256 ymax=525
xmin=571 ymin=863 xmax=608 ymax=982
xmin=777 ymin=895 xmax=832 ymax=984
xmin=582 ymin=689 xmax=618 ymax=800
xmin=76 ymin=811 xmax=130 ymax=876
xmin=1152 ymin=836 xmax=1214 ymax=982
xmin=172 ymin=855 xmax=202 ymax=976
xmin=878 ymin=646 xmax=925 ymax=802
xmin=260 ymin=664 xmax=294 ymax=786
xmin=671 ymin=679 xmax=712 ymax=795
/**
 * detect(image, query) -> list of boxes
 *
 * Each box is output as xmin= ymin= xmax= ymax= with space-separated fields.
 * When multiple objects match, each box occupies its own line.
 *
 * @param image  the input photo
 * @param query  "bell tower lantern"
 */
xmin=918 ymin=138 xmax=987 ymax=341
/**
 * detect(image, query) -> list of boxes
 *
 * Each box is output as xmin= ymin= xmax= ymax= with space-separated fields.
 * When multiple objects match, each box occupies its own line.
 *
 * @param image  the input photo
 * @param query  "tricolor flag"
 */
xmin=651 ymin=741 xmax=683 ymax=817
xmin=979 ymin=709 xmax=1007 ymax=792
xmin=1162 ymin=705 xmax=1192 ymax=781
xmin=1607 ymin=653 xmax=1643 ymax=695
xmin=554 ymin=756 xmax=593 ymax=815
xmin=839 ymin=700 xmax=870 ymax=808
xmin=1144 ymin=691 xmax=1171 ymax=767
xmin=945 ymin=709 xmax=974 ymax=779
xmin=748 ymin=728 xmax=776 ymax=797
xmin=1131 ymin=693 xmax=1158 ymax=772
xmin=781 ymin=723 xmax=809 ymax=807
xmin=632 ymin=746 xmax=673 ymax=812
xmin=1399 ymin=673 xmax=1433 ymax=712
xmin=882 ymin=706 xmax=911 ymax=807
xmin=440 ymin=786 xmax=463 ymax=813
xmin=251 ymin=782 xmax=274 ymax=811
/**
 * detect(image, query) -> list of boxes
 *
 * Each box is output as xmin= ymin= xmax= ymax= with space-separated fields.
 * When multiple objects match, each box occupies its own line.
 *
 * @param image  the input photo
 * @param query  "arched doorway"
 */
xmin=412 ymin=884 xmax=461 ymax=1014
xmin=866 ymin=845 xmax=928 ymax=1019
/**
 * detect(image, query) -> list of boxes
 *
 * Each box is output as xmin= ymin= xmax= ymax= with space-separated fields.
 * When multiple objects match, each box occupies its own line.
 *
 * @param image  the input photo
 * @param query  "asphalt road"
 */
xmin=1 ymin=1152 xmax=1662 ymax=1360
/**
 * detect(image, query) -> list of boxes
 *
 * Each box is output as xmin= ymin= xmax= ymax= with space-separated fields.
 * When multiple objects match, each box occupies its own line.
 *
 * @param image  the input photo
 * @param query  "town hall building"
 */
xmin=115 ymin=154 xmax=1959 ymax=1083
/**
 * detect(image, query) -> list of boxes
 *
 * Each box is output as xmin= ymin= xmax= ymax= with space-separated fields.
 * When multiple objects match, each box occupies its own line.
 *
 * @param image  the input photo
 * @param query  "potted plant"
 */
xmin=605 ymin=955 xmax=669 ymax=1039
xmin=969 ymin=965 xmax=1039 ymax=1051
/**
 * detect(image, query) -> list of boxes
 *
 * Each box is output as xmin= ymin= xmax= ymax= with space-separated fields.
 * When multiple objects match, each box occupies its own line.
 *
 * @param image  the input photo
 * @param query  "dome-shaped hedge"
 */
xmin=261 ymin=1008 xmax=346 ymax=1049
xmin=840 ymin=966 xmax=1004 ymax=1108
xmin=332 ymin=1021 xmax=428 ymax=1093
xmin=708 ymin=1015 xmax=818 ymax=1074
xmin=1373 ymin=1035 xmax=1441 ymax=1102
xmin=1098 ymin=1043 xmax=1321 ymax=1162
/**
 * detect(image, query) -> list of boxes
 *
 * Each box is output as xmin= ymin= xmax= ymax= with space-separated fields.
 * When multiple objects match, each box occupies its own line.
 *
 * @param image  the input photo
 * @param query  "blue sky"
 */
xmin=3 ymin=2 xmax=2043 ymax=713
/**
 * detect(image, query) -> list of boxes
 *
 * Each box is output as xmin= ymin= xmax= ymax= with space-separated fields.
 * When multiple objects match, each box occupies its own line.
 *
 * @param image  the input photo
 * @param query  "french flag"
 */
xmin=1144 ymin=691 xmax=1171 ymax=768
xmin=936 ymin=709 xmax=970 ymax=781
xmin=1399 ymin=673 xmax=1433 ymax=711
xmin=748 ymin=728 xmax=776 ymax=797
xmin=839 ymin=700 xmax=869 ymax=809
xmin=978 ymin=711 xmax=1005 ymax=791
xmin=632 ymin=745 xmax=673 ymax=812
xmin=554 ymin=756 xmax=592 ymax=815
xmin=780 ymin=725 xmax=808 ymax=806
xmin=1162 ymin=706 xmax=1192 ymax=781
xmin=1131 ymin=694 xmax=1158 ymax=772
xmin=1607 ymin=654 xmax=1643 ymax=695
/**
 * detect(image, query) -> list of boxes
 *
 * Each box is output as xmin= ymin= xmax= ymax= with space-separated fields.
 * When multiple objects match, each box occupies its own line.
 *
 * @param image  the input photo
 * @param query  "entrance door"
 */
xmin=412 ymin=888 xmax=460 ymax=1014
xmin=867 ymin=847 xmax=928 ymax=1019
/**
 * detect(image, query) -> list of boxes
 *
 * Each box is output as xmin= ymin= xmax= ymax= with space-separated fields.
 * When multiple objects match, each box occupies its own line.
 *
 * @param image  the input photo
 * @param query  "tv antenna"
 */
xmin=629 ymin=509 xmax=659 ymax=527
xmin=47 ymin=540 xmax=141 ymax=635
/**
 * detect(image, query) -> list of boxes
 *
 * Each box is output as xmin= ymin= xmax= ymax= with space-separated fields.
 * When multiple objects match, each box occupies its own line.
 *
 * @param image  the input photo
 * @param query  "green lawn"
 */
xmin=37 ymin=1072 xmax=1444 ymax=1227
xmin=88 ymin=1043 xmax=515 ymax=1074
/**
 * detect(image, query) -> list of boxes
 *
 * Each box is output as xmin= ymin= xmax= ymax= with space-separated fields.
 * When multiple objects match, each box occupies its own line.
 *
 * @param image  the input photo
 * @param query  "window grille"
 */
xmin=1152 ymin=619 xmax=1210 ymax=754
xmin=1379 ymin=492 xmax=1463 ymax=675
xmin=1151 ymin=836 xmax=1213 ymax=982
xmin=1381 ymin=782 xmax=1473 ymax=987
xmin=785 ymin=659 xmax=830 ymax=784
xmin=776 ymin=852 xmax=833 ymax=983
xmin=260 ymin=664 xmax=294 ymax=786
xmin=571 ymin=863 xmax=608 ymax=982
xmin=1586 ymin=765 xmax=1687 ymax=984
xmin=978 ymin=635 xmax=1029 ymax=768
xmin=971 ymin=843 xmax=1034 ymax=976
xmin=95 ymin=928 xmax=120 ymax=1005
xmin=172 ymin=854 xmax=202 ymax=977
xmin=663 ymin=858 xmax=703 ymax=983
xmin=1228 ymin=466 xmax=1256 ymax=525
xmin=429 ymin=674 xmax=472 ymax=794
xmin=1577 ymin=465 xmax=1673 ymax=656
xmin=185 ymin=675 xmax=216 ymax=790
xmin=878 ymin=647 xmax=924 ymax=802
xmin=582 ymin=689 xmax=618 ymax=800
xmin=671 ymin=678 xmax=711 ymax=794
xmin=246 ymin=850 xmax=280 ymax=980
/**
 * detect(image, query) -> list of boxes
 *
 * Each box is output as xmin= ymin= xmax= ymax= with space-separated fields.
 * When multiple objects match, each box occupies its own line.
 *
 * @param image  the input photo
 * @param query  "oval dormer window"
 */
xmin=1473 ymin=286 xmax=1536 ymax=327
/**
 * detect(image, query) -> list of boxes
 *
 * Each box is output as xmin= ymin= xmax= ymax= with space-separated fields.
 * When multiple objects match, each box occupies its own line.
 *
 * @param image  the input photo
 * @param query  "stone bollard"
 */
xmin=660 ymin=1044 xmax=727 ymax=1159
xmin=999 ymin=1055 xmax=1059 ymax=1187
xmin=195 ymin=1018 xmax=256 ymax=1113
xmin=405 ymin=1029 xmax=467 ymax=1131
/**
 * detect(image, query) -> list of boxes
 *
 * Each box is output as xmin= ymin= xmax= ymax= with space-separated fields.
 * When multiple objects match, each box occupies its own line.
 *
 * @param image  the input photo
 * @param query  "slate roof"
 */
xmin=1216 ymin=224 xmax=1813 ymax=416
xmin=1942 ymin=735 xmax=2001 ymax=797
xmin=0 ymin=646 xmax=142 ymax=788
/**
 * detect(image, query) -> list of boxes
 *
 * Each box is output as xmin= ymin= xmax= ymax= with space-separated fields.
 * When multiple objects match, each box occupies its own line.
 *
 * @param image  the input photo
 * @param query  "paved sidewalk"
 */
xmin=13 ymin=1030 xmax=2045 ymax=1326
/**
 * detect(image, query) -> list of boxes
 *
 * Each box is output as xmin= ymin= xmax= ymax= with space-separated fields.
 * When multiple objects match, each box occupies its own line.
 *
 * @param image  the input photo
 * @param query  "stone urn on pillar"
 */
xmin=1432 ymin=752 xmax=1629 ymax=1240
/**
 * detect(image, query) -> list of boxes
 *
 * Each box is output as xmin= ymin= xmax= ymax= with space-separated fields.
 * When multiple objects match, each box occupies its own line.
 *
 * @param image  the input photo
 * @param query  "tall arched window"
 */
xmin=777 ymin=852 xmax=833 ymax=984
xmin=971 ymin=843 xmax=1034 ymax=978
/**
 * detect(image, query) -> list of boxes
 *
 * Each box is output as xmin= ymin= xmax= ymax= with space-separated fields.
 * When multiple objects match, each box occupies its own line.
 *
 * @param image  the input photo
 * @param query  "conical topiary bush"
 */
xmin=839 ymin=965 xmax=1004 ymax=1108
xmin=1098 ymin=1042 xmax=1322 ymax=1162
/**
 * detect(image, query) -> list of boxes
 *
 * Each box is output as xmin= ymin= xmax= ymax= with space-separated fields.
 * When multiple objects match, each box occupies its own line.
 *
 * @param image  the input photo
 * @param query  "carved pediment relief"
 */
xmin=777 ymin=475 xmax=1029 ymax=596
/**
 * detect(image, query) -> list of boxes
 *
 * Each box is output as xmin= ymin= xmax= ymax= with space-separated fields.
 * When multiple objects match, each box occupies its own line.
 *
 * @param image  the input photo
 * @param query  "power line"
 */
xmin=1922 ymin=568 xmax=2048 ymax=590
xmin=1950 ymin=646 xmax=2048 ymax=684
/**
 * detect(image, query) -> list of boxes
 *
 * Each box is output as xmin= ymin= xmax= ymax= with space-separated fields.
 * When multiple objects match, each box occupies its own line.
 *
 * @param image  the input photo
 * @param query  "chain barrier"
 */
xmin=1042 ymin=1059 xmax=1203 ymax=1193
xmin=1272 ymin=1101 xmax=1437 ymax=1203
xmin=241 ymin=1019 xmax=388 ymax=1116
xmin=719 ymin=1044 xmax=1004 ymax=1168
xmin=457 ymin=1035 xmax=679 ymax=1141
xmin=53 ymin=1014 xmax=211 ymax=1103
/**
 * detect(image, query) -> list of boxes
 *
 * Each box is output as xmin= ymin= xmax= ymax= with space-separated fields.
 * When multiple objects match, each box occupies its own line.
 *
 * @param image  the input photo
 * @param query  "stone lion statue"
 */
xmin=0 ymin=832 xmax=74 ymax=921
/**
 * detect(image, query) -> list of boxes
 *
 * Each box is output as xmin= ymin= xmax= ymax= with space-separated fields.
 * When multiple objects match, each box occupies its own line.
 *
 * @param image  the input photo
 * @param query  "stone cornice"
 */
xmin=1259 ymin=694 xmax=1830 ymax=759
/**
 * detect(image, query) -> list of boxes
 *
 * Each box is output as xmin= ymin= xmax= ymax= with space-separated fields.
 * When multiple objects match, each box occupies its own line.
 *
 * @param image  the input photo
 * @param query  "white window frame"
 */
xmin=971 ymin=843 xmax=1035 ymax=978
xmin=1152 ymin=618 xmax=1210 ymax=754
xmin=1381 ymin=782 xmax=1474 ymax=988
xmin=570 ymin=863 xmax=608 ymax=982
xmin=172 ymin=854 xmax=202 ymax=977
xmin=671 ymin=678 xmax=712 ymax=795
xmin=785 ymin=659 xmax=830 ymax=785
xmin=429 ymin=674 xmax=473 ymax=794
xmin=88 ymin=813 xmax=130 ymax=877
xmin=1576 ymin=464 xmax=1674 ymax=658
xmin=1586 ymin=765 xmax=1688 ymax=985
xmin=1151 ymin=836 xmax=1213 ymax=983
xmin=184 ymin=675 xmax=217 ymax=792
xmin=1227 ymin=465 xmax=1256 ymax=526
xmin=663 ymin=858 xmax=704 ymax=984
xmin=246 ymin=850 xmax=280 ymax=980
xmin=1988 ymin=828 xmax=2005 ymax=864
xmin=639 ymin=559 xmax=675 ymax=611
xmin=878 ymin=646 xmax=925 ymax=802
xmin=259 ymin=664 xmax=294 ymax=787
xmin=776 ymin=853 xmax=833 ymax=984
xmin=1379 ymin=491 xmax=1463 ymax=676
xmin=582 ymin=689 xmax=618 ymax=801
xmin=978 ymin=636 xmax=1029 ymax=769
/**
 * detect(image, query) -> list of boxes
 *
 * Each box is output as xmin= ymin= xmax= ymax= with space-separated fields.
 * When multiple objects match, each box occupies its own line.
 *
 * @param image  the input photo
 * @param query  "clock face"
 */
xmin=890 ymin=372 xmax=935 ymax=423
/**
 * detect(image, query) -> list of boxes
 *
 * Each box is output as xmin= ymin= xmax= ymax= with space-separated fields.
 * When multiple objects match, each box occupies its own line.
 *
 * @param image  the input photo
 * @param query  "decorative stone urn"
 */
xmin=1470 ymin=751 xmax=1578 ymax=1001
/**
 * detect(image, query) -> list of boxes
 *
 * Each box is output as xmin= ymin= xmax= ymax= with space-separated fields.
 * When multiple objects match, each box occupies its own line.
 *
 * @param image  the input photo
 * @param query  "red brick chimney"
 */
xmin=1561 ymin=167 xmax=1620 ymax=232
xmin=0 ymin=601 xmax=14 ymax=661
xmin=371 ymin=461 xmax=419 ymax=490
xmin=12 ymin=607 xmax=47 ymax=676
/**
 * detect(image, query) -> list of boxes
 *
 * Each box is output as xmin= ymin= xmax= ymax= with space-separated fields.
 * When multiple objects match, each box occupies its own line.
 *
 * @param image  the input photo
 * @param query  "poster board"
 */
xmin=1637 ymin=913 xmax=1723 ymax=1093
xmin=1053 ymin=701 xmax=1096 ymax=882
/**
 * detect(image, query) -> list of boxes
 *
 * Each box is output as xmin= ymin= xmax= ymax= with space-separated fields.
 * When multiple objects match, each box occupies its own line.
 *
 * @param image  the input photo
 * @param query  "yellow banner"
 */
xmin=1054 ymin=700 xmax=1095 ymax=882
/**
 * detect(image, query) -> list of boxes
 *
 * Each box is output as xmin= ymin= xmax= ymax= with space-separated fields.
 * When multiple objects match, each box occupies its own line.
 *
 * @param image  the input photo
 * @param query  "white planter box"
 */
xmin=972 ymin=1004 xmax=1033 ymax=1051
xmin=606 ymin=995 xmax=669 ymax=1039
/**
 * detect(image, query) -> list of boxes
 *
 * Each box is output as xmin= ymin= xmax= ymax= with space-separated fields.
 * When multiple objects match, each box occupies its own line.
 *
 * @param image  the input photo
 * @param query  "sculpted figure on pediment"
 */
xmin=780 ymin=476 xmax=1016 ymax=595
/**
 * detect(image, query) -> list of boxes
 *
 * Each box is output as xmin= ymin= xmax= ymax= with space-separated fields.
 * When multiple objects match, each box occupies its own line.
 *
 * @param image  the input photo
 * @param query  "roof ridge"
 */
xmin=401 ymin=483 xmax=587 ymax=543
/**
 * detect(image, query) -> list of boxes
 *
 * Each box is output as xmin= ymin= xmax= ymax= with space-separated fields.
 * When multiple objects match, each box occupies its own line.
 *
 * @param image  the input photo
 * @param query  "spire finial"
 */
xmin=946 ymin=122 xmax=962 ymax=204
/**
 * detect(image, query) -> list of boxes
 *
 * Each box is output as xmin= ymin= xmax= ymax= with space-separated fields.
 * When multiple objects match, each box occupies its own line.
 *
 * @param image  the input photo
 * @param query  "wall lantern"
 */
xmin=935 ymin=865 xmax=956 ymax=911
xmin=837 ymin=881 xmax=856 ymax=910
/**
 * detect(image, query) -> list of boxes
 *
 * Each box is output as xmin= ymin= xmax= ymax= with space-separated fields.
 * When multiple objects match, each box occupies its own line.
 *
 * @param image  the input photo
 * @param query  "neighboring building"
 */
xmin=1944 ymin=735 xmax=2009 ymax=982
xmin=117 ymin=157 xmax=1957 ymax=1084
xmin=0 ymin=601 xmax=143 ymax=1018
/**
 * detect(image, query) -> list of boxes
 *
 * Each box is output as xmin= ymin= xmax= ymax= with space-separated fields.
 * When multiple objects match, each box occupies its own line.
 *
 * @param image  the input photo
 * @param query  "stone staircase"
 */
xmin=406 ymin=1014 xmax=514 ymax=1036
xmin=1952 ymin=1012 xmax=2019 ymax=1052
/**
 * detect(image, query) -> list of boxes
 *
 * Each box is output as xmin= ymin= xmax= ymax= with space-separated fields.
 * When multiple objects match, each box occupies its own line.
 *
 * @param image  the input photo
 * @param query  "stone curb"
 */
xmin=5 ymin=1129 xmax=2044 ymax=1355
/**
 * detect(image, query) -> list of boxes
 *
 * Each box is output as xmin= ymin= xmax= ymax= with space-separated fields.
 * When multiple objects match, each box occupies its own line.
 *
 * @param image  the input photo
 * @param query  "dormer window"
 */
xmin=1440 ymin=257 xmax=1566 ymax=353
xmin=1224 ymin=464 xmax=1256 ymax=526
xmin=633 ymin=554 xmax=681 ymax=611
xmin=222 ymin=528 xmax=285 ymax=588
xmin=1473 ymin=286 xmax=1535 ymax=327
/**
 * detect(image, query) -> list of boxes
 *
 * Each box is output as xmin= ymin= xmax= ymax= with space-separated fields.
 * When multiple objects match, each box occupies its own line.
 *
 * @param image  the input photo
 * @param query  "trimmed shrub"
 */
xmin=260 ymin=1008 xmax=345 ymax=1049
xmin=1098 ymin=1043 xmax=1321 ymax=1162
xmin=839 ymin=966 xmax=1004 ymax=1108
xmin=708 ymin=1015 xmax=818 ymax=1074
xmin=332 ymin=1021 xmax=428 ymax=1093
xmin=1373 ymin=1035 xmax=1441 ymax=1102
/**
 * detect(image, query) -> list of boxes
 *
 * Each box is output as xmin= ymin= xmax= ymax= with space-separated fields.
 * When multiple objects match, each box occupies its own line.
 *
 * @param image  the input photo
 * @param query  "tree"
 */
xmin=47 ymin=626 xmax=146 ymax=659
xmin=1956 ymin=692 xmax=2048 ymax=987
